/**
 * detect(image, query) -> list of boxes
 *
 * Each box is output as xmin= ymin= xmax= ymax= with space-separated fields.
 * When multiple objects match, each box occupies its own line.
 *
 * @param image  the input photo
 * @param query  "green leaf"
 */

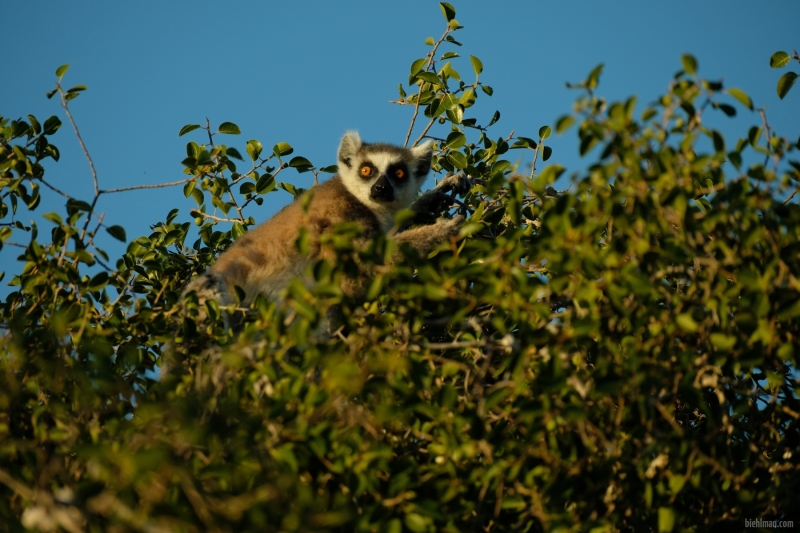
xmin=273 ymin=142 xmax=294 ymax=158
xmin=727 ymin=88 xmax=753 ymax=110
xmin=676 ymin=313 xmax=699 ymax=333
xmin=510 ymin=137 xmax=537 ymax=149
xmin=42 ymin=212 xmax=63 ymax=225
xmin=445 ymin=132 xmax=467 ymax=150
xmin=256 ymin=173 xmax=275 ymax=194
xmin=246 ymin=140 xmax=263 ymax=161
xmin=179 ymin=124 xmax=201 ymax=137
xmin=417 ymin=72 xmax=441 ymax=85
xmin=587 ymin=63 xmax=604 ymax=90
xmin=225 ymin=147 xmax=243 ymax=160
xmin=542 ymin=146 xmax=553 ymax=161
xmin=441 ymin=94 xmax=460 ymax=110
xmin=441 ymin=51 xmax=459 ymax=59
xmin=218 ymin=122 xmax=241 ymax=135
xmin=711 ymin=130 xmax=725 ymax=153
xmin=66 ymin=85 xmax=87 ymax=93
xmin=658 ymin=507 xmax=676 ymax=532
xmin=556 ymin=115 xmax=575 ymax=134
xmin=488 ymin=110 xmax=500 ymax=126
xmin=289 ymin=156 xmax=314 ymax=172
xmin=538 ymin=125 xmax=552 ymax=140
xmin=409 ymin=57 xmax=427 ymax=85
xmin=320 ymin=165 xmax=338 ymax=173
xmin=447 ymin=151 xmax=467 ymax=169
xmin=106 ymin=225 xmax=127 ymax=242
xmin=480 ymin=84 xmax=493 ymax=96
xmin=470 ymin=55 xmax=483 ymax=76
xmin=231 ymin=222 xmax=246 ymax=240
xmin=777 ymin=71 xmax=798 ymax=100
xmin=425 ymin=36 xmax=434 ymax=46
xmin=727 ymin=151 xmax=742 ymax=170
xmin=770 ymin=51 xmax=790 ymax=68
xmin=717 ymin=104 xmax=736 ymax=117
xmin=709 ymin=333 xmax=736 ymax=351
xmin=43 ymin=116 xmax=62 ymax=135
xmin=55 ymin=64 xmax=70 ymax=77
xmin=681 ymin=54 xmax=698 ymax=76
xmin=445 ymin=106 xmax=464 ymax=125
xmin=439 ymin=2 xmax=456 ymax=22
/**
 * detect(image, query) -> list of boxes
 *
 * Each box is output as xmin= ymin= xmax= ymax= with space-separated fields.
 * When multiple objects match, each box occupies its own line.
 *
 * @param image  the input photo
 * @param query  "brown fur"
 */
xmin=208 ymin=176 xmax=380 ymax=302
xmin=181 ymin=132 xmax=469 ymax=326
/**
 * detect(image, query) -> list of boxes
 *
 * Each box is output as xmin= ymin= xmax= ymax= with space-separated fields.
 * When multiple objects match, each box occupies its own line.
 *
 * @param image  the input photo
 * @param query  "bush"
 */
xmin=2 ymin=4 xmax=799 ymax=532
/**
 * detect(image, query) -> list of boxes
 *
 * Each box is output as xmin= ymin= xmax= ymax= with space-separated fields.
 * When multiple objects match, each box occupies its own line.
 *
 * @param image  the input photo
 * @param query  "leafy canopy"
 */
xmin=2 ymin=3 xmax=800 ymax=532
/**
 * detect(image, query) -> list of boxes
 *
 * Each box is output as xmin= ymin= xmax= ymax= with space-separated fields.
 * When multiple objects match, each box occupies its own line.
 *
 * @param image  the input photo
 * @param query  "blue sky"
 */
xmin=3 ymin=0 xmax=799 ymax=278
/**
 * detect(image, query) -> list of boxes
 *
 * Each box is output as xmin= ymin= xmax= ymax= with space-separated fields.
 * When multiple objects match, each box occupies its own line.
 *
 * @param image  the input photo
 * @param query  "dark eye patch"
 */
xmin=388 ymin=163 xmax=410 ymax=183
xmin=358 ymin=161 xmax=377 ymax=180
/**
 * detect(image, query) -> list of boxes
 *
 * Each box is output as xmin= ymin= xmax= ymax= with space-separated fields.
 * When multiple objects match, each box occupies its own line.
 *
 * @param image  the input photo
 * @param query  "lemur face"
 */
xmin=337 ymin=131 xmax=432 ymax=223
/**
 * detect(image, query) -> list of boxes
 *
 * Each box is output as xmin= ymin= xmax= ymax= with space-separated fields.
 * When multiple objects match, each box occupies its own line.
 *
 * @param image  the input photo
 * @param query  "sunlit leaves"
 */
xmin=3 ymin=12 xmax=800 ymax=533
xmin=409 ymin=57 xmax=427 ymax=85
xmin=538 ymin=125 xmax=551 ymax=140
xmin=555 ymin=114 xmax=575 ymax=133
xmin=770 ymin=51 xmax=791 ymax=68
xmin=777 ymin=71 xmax=797 ymax=99
xmin=218 ymin=122 xmax=241 ymax=135
xmin=289 ymin=156 xmax=314 ymax=172
xmin=246 ymin=139 xmax=263 ymax=161
xmin=682 ymin=54 xmax=698 ymax=76
xmin=106 ymin=225 xmax=126 ymax=242
xmin=470 ymin=55 xmax=483 ymax=76
xmin=179 ymin=124 xmax=201 ymax=136
xmin=55 ymin=63 xmax=70 ymax=77
xmin=439 ymin=2 xmax=456 ymax=22
xmin=587 ymin=63 xmax=604 ymax=89
xmin=727 ymin=87 xmax=753 ymax=110
xmin=273 ymin=141 xmax=293 ymax=157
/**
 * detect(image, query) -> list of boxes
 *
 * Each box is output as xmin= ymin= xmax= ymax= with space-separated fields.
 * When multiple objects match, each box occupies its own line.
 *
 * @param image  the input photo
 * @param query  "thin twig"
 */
xmin=759 ymin=108 xmax=772 ymax=167
xmin=403 ymin=25 xmax=451 ymax=147
xmin=191 ymin=211 xmax=242 ymax=224
xmin=205 ymin=118 xmax=215 ymax=147
xmin=36 ymin=177 xmax=75 ymax=200
xmin=412 ymin=118 xmax=437 ymax=147
xmin=529 ymin=143 xmax=541 ymax=179
xmin=59 ymin=83 xmax=99 ymax=196
xmin=102 ymin=177 xmax=195 ymax=194
xmin=425 ymin=339 xmax=487 ymax=350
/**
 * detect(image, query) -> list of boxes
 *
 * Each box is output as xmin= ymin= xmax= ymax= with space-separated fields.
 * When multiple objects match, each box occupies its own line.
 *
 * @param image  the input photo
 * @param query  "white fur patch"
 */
xmin=339 ymin=151 xmax=427 ymax=231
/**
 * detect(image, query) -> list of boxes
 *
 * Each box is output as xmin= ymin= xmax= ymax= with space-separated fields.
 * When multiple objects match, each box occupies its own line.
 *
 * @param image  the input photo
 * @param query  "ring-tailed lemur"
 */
xmin=182 ymin=131 xmax=469 ymax=321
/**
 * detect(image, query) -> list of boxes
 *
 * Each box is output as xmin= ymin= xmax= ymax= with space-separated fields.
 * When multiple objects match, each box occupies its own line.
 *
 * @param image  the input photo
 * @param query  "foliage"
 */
xmin=2 ymin=4 xmax=800 ymax=532
xmin=769 ymin=49 xmax=799 ymax=99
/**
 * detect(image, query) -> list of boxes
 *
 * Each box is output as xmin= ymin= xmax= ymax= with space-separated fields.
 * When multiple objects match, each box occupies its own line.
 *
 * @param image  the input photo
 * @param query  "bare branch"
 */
xmin=412 ymin=118 xmax=437 ymax=147
xmin=59 ymin=83 xmax=99 ymax=196
xmin=101 ymin=177 xmax=195 ymax=194
xmin=403 ymin=25 xmax=451 ymax=147
xmin=191 ymin=211 xmax=242 ymax=224
xmin=36 ymin=177 xmax=75 ymax=200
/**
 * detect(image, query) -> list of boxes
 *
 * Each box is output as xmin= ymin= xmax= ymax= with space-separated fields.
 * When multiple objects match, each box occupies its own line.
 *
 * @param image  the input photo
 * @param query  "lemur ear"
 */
xmin=338 ymin=131 xmax=362 ymax=169
xmin=410 ymin=140 xmax=433 ymax=177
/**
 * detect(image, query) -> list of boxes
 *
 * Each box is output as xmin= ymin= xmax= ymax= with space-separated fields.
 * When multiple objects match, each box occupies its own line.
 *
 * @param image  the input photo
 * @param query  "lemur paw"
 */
xmin=435 ymin=173 xmax=472 ymax=196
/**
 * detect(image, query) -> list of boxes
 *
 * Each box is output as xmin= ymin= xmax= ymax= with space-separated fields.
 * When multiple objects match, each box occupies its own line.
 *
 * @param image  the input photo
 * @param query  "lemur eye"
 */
xmin=360 ymin=165 xmax=372 ymax=177
xmin=395 ymin=169 xmax=405 ymax=179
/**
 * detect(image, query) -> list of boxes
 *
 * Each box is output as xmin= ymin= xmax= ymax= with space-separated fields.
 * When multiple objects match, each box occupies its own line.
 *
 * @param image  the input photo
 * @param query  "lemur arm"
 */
xmin=410 ymin=173 xmax=472 ymax=216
